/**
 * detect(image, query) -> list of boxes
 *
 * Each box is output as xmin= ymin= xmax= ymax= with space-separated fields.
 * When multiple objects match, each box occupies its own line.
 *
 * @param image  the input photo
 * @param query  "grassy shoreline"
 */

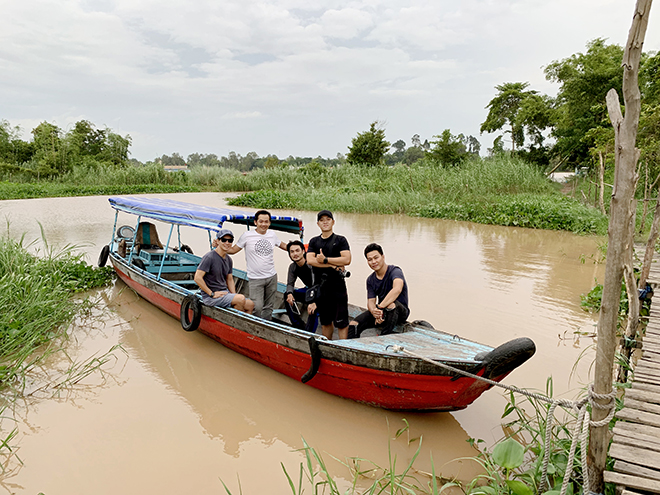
xmin=0 ymin=156 xmax=609 ymax=234
xmin=0 ymin=232 xmax=114 ymax=391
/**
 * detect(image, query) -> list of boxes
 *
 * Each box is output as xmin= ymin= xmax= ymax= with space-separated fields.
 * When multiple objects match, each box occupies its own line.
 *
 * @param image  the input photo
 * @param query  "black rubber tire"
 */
xmin=131 ymin=257 xmax=146 ymax=271
xmin=180 ymin=295 xmax=202 ymax=332
xmin=480 ymin=337 xmax=536 ymax=380
xmin=98 ymin=245 xmax=110 ymax=267
xmin=180 ymin=244 xmax=194 ymax=254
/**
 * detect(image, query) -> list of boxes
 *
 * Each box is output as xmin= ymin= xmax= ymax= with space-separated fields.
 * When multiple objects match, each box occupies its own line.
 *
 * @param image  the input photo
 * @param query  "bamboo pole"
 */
xmin=589 ymin=1 xmax=652 ymax=491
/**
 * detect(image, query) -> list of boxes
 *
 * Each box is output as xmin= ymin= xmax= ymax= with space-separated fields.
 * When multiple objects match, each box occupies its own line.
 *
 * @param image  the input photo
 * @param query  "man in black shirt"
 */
xmin=349 ymin=243 xmax=409 ymax=338
xmin=306 ymin=210 xmax=352 ymax=340
xmin=284 ymin=240 xmax=318 ymax=333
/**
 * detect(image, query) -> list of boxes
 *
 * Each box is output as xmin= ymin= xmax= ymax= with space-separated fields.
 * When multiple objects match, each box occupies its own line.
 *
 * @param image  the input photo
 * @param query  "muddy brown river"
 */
xmin=0 ymin=193 xmax=604 ymax=494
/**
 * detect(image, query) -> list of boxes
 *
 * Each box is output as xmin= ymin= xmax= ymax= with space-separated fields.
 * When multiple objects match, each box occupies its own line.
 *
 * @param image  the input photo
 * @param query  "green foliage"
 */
xmin=0 ymin=229 xmax=114 ymax=389
xmin=0 ymin=119 xmax=132 ymax=181
xmin=544 ymin=38 xmax=625 ymax=165
xmin=227 ymin=190 xmax=299 ymax=209
xmin=416 ymin=194 xmax=608 ymax=234
xmin=428 ymin=130 xmax=468 ymax=166
xmin=346 ymin=121 xmax=391 ymax=166
xmin=481 ymin=82 xmax=544 ymax=151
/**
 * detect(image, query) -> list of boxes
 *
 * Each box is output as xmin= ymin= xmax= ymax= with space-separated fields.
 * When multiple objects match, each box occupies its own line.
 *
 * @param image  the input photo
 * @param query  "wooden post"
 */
xmin=639 ymin=185 xmax=660 ymax=289
xmin=589 ymin=1 xmax=652 ymax=491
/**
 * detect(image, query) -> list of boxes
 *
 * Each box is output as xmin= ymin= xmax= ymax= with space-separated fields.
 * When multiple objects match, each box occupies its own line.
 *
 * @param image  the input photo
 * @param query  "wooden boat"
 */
xmin=100 ymin=196 xmax=535 ymax=412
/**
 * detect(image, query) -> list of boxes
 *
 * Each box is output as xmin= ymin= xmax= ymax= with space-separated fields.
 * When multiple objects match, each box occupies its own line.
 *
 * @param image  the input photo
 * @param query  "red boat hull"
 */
xmin=113 ymin=261 xmax=506 ymax=412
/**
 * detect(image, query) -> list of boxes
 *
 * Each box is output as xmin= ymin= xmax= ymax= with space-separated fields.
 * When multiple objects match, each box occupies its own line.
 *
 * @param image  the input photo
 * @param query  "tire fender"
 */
xmin=479 ymin=337 xmax=536 ymax=380
xmin=98 ymin=245 xmax=110 ymax=267
xmin=301 ymin=336 xmax=322 ymax=383
xmin=131 ymin=257 xmax=146 ymax=270
xmin=180 ymin=294 xmax=202 ymax=332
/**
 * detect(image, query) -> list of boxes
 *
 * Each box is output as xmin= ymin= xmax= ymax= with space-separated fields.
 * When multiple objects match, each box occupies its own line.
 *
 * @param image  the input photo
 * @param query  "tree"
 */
xmin=481 ymin=82 xmax=537 ymax=151
xmin=31 ymin=121 xmax=68 ymax=175
xmin=403 ymin=146 xmax=425 ymax=165
xmin=544 ymin=39 xmax=625 ymax=164
xmin=392 ymin=139 xmax=406 ymax=153
xmin=346 ymin=121 xmax=390 ymax=166
xmin=428 ymin=130 xmax=468 ymax=166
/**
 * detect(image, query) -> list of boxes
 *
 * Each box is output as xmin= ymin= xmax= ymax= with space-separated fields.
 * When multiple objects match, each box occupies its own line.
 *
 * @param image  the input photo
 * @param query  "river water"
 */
xmin=0 ymin=193 xmax=604 ymax=494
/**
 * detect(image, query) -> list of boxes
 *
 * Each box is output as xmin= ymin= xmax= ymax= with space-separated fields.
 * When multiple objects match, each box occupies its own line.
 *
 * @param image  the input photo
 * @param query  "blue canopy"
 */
xmin=109 ymin=196 xmax=303 ymax=236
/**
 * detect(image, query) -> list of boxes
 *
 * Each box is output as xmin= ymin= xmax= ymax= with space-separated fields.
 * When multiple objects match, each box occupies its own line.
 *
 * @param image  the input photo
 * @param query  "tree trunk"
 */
xmin=618 ymin=201 xmax=639 ymax=384
xmin=639 ymin=161 xmax=649 ymax=233
xmin=588 ymin=1 xmax=652 ymax=491
xmin=639 ymin=186 xmax=660 ymax=289
xmin=599 ymin=150 xmax=606 ymax=215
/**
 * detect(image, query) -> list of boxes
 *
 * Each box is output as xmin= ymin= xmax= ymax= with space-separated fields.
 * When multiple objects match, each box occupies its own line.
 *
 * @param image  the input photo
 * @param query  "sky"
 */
xmin=1 ymin=0 xmax=659 ymax=162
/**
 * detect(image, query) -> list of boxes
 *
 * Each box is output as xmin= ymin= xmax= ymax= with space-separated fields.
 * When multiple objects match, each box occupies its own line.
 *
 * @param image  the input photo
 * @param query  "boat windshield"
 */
xmin=109 ymin=196 xmax=303 ymax=236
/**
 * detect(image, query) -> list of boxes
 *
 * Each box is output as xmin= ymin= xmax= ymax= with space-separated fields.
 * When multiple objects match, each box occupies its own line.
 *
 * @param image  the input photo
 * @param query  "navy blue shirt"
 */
xmin=367 ymin=265 xmax=408 ymax=309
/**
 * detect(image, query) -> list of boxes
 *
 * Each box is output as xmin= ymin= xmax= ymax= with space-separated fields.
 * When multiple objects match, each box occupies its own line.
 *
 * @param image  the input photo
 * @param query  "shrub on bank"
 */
xmin=416 ymin=194 xmax=608 ymax=234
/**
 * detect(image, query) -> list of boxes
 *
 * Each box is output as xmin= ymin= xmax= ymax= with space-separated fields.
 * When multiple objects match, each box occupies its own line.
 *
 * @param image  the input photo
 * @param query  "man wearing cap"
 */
xmin=227 ymin=210 xmax=286 ymax=320
xmin=194 ymin=229 xmax=255 ymax=313
xmin=306 ymin=210 xmax=352 ymax=340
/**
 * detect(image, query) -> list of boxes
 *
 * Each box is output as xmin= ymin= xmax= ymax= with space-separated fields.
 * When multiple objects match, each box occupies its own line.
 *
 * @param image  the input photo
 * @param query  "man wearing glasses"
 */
xmin=194 ymin=228 xmax=255 ymax=313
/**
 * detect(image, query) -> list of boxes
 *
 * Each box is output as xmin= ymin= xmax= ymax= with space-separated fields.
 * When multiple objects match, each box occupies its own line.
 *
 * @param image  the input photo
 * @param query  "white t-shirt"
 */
xmin=236 ymin=230 xmax=282 ymax=279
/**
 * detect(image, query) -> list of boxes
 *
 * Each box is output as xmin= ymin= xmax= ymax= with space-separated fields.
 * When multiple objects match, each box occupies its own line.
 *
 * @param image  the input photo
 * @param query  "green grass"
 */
xmin=0 ymin=156 xmax=609 ymax=234
xmin=0 ymin=228 xmax=114 ymax=389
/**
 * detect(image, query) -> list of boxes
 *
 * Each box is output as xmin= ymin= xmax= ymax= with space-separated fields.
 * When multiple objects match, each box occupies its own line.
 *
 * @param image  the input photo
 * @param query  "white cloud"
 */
xmin=0 ymin=0 xmax=658 ymax=160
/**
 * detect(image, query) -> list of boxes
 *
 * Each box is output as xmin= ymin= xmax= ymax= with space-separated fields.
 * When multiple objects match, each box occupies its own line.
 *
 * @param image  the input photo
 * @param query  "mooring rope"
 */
xmin=389 ymin=345 xmax=616 ymax=495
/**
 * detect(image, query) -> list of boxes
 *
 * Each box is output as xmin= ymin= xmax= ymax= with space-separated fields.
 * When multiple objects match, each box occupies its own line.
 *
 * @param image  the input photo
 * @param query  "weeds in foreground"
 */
xmin=0 ymin=226 xmax=118 ymax=468
xmin=221 ymin=380 xmax=618 ymax=495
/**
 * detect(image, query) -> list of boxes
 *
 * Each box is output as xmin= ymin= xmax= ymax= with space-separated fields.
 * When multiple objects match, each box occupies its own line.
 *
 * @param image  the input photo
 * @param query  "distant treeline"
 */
xmin=152 ymin=130 xmax=480 ymax=172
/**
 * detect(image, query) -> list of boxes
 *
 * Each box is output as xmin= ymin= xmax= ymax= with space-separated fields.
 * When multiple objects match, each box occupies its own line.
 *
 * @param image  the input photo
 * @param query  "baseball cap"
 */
xmin=317 ymin=210 xmax=334 ymax=221
xmin=216 ymin=228 xmax=234 ymax=240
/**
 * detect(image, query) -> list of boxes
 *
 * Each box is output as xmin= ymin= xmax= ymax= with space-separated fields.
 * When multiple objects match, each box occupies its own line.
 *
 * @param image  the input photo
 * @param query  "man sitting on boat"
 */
xmin=306 ymin=210 xmax=352 ymax=340
xmin=284 ymin=240 xmax=319 ymax=333
xmin=227 ymin=210 xmax=287 ymax=321
xmin=194 ymin=229 xmax=255 ymax=314
xmin=348 ymin=243 xmax=410 ymax=338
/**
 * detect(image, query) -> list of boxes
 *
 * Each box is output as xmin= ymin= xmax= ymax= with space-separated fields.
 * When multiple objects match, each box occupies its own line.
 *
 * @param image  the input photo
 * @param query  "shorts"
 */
xmin=317 ymin=289 xmax=349 ymax=328
xmin=202 ymin=292 xmax=236 ymax=309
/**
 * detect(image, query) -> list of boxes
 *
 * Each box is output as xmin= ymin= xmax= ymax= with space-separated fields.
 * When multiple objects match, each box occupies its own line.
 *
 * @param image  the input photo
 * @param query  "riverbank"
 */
xmin=0 ymin=156 xmax=609 ymax=234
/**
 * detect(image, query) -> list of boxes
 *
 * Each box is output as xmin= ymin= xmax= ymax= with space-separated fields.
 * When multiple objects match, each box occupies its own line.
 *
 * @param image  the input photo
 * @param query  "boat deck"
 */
xmin=335 ymin=328 xmax=491 ymax=362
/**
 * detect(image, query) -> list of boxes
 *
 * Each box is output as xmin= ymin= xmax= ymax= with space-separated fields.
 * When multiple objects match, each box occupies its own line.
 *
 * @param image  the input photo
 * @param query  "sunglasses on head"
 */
xmin=220 ymin=237 xmax=234 ymax=243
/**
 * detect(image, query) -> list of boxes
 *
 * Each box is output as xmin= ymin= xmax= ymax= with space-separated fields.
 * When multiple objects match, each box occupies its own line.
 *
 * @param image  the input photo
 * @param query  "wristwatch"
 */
xmin=323 ymin=257 xmax=328 ymax=264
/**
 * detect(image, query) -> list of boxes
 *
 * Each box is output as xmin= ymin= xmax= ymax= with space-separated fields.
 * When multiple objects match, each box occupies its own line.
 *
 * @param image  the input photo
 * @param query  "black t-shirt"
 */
xmin=286 ymin=261 xmax=314 ymax=294
xmin=307 ymin=233 xmax=350 ymax=290
xmin=367 ymin=265 xmax=409 ymax=309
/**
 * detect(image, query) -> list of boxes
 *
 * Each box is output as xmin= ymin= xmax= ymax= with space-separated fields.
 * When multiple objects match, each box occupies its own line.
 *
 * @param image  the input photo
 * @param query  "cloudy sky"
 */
xmin=1 ymin=0 xmax=659 ymax=162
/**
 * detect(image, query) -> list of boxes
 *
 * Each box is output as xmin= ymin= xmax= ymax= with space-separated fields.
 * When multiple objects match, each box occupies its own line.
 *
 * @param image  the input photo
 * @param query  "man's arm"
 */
xmin=285 ymin=263 xmax=297 ymax=304
xmin=225 ymin=245 xmax=242 ymax=255
xmin=377 ymin=278 xmax=404 ymax=309
xmin=278 ymin=241 xmax=287 ymax=250
xmin=366 ymin=297 xmax=384 ymax=323
xmin=195 ymin=269 xmax=215 ymax=297
xmin=316 ymin=248 xmax=351 ymax=268
xmin=226 ymin=273 xmax=237 ymax=294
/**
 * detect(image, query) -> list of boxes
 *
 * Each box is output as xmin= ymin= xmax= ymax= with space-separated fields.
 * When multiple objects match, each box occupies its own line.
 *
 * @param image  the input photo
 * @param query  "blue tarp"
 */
xmin=109 ymin=196 xmax=303 ymax=235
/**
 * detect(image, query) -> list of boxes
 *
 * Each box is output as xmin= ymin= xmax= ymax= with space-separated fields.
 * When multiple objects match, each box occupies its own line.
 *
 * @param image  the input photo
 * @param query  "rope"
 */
xmin=389 ymin=345 xmax=617 ymax=495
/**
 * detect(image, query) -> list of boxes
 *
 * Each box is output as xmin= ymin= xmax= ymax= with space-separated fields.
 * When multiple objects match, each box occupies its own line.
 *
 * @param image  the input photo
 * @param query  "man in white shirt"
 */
xmin=228 ymin=210 xmax=286 ymax=320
